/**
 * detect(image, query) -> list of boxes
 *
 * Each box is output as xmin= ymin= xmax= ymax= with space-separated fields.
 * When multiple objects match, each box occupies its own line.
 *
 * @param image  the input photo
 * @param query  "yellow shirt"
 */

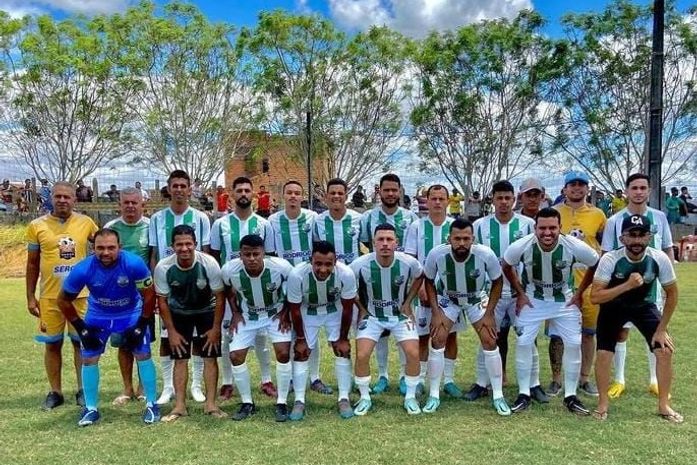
xmin=26 ymin=213 xmax=98 ymax=299
xmin=555 ymin=202 xmax=606 ymax=286
xmin=611 ymin=197 xmax=627 ymax=214
xmin=448 ymin=194 xmax=464 ymax=214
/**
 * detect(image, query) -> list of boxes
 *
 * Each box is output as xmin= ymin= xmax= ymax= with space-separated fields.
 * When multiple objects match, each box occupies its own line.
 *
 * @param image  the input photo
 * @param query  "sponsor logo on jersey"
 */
xmin=117 ymin=275 xmax=130 ymax=287
xmin=438 ymin=297 xmax=450 ymax=308
xmin=58 ymin=236 xmax=76 ymax=260
xmin=569 ymin=228 xmax=585 ymax=240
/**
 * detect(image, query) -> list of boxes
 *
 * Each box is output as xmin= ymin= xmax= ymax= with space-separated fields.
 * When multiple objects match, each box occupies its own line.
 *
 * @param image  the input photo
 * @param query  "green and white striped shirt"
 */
xmin=360 ymin=206 xmax=419 ymax=251
xmin=287 ymin=261 xmax=357 ymax=316
xmin=313 ymin=209 xmax=362 ymax=264
xmin=268 ymin=208 xmax=317 ymax=266
xmin=210 ymin=212 xmax=275 ymax=264
xmin=149 ymin=207 xmax=210 ymax=261
xmin=404 ymin=216 xmax=454 ymax=264
xmin=601 ymin=206 xmax=672 ymax=252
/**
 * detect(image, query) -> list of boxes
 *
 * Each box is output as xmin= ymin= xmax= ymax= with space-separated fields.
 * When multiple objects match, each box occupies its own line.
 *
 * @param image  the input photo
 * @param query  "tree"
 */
xmin=550 ymin=0 xmax=697 ymax=192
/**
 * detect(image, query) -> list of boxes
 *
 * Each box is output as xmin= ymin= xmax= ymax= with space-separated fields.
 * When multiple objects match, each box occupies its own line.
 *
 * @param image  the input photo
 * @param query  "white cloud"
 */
xmin=329 ymin=0 xmax=533 ymax=37
xmin=0 ymin=0 xmax=130 ymax=17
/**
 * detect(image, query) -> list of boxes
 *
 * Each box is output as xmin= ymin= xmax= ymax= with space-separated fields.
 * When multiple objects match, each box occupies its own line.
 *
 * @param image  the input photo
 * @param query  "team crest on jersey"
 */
xmin=569 ymin=228 xmax=585 ymax=240
xmin=348 ymin=227 xmax=358 ymax=237
xmin=358 ymin=319 xmax=368 ymax=330
xmin=58 ymin=237 xmax=76 ymax=260
xmin=139 ymin=236 xmax=148 ymax=247
xmin=117 ymin=275 xmax=129 ymax=287
xmin=468 ymin=269 xmax=481 ymax=278
xmin=643 ymin=271 xmax=656 ymax=283
xmin=418 ymin=317 xmax=428 ymax=328
xmin=514 ymin=230 xmax=525 ymax=240
xmin=554 ymin=260 xmax=568 ymax=270
xmin=613 ymin=272 xmax=625 ymax=279
xmin=393 ymin=275 xmax=405 ymax=285
xmin=196 ymin=278 xmax=208 ymax=289
xmin=265 ymin=282 xmax=279 ymax=292
xmin=251 ymin=226 xmax=262 ymax=235
xmin=650 ymin=224 xmax=658 ymax=234
xmin=302 ymin=223 xmax=312 ymax=233
xmin=397 ymin=221 xmax=408 ymax=230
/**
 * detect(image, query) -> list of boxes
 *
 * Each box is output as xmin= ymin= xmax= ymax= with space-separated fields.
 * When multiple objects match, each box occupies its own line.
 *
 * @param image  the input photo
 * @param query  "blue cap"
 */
xmin=564 ymin=171 xmax=590 ymax=185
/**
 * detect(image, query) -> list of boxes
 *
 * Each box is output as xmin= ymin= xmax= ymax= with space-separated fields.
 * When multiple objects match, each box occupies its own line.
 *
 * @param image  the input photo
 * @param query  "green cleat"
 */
xmin=371 ymin=376 xmax=389 ymax=395
xmin=493 ymin=397 xmax=512 ymax=416
xmin=403 ymin=398 xmax=421 ymax=415
xmin=422 ymin=396 xmax=440 ymax=414
xmin=443 ymin=382 xmax=464 ymax=398
xmin=353 ymin=398 xmax=372 ymax=416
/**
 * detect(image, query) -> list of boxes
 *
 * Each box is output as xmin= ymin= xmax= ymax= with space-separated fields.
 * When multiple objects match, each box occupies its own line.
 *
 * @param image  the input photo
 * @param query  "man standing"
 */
xmin=75 ymin=180 xmax=93 ymax=203
xmin=448 ymin=188 xmax=464 ymax=218
xmin=518 ymin=178 xmax=544 ymax=218
xmin=135 ymin=181 xmax=150 ymax=202
xmin=104 ymin=187 xmax=152 ymax=406
xmin=465 ymin=191 xmax=482 ymax=222
xmin=221 ymin=234 xmax=294 ymax=421
xmin=57 ymin=228 xmax=159 ymax=426
xmin=503 ymin=208 xmax=599 ymax=415
xmin=287 ymin=241 xmax=357 ymax=420
xmin=611 ymin=189 xmax=628 ymax=214
xmin=350 ymin=224 xmax=424 ymax=415
xmin=154 ymin=225 xmax=227 ymax=421
xmin=256 ymin=185 xmax=272 ymax=218
xmin=314 ymin=178 xmax=363 ymax=266
xmin=591 ymin=215 xmax=682 ymax=423
xmin=26 ymin=181 xmax=99 ymax=409
xmin=550 ymin=171 xmax=606 ymax=398
xmin=215 ymin=185 xmax=229 ymax=219
xmin=149 ymin=170 xmax=210 ymax=404
xmin=601 ymin=173 xmax=673 ymax=399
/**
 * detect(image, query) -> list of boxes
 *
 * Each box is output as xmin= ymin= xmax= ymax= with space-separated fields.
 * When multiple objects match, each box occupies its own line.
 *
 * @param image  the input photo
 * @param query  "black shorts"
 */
xmin=110 ymin=316 xmax=156 ymax=348
xmin=596 ymin=302 xmax=663 ymax=352
xmin=169 ymin=312 xmax=221 ymax=360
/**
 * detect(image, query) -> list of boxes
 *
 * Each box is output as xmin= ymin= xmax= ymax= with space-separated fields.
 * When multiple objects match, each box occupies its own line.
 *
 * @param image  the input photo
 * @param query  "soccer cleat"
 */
xmin=579 ymin=381 xmax=599 ymax=397
xmin=462 ymin=384 xmax=489 ymax=402
xmin=530 ymin=385 xmax=550 ymax=403
xmin=310 ymin=379 xmax=333 ymax=395
xmin=371 ymin=376 xmax=389 ymax=395
xmin=42 ymin=391 xmax=65 ymax=411
xmin=231 ymin=403 xmax=256 ymax=421
xmin=399 ymin=377 xmax=407 ymax=396
xmin=219 ymin=384 xmax=235 ymax=401
xmin=648 ymin=383 xmax=671 ymax=399
xmin=289 ymin=401 xmax=305 ymax=421
xmin=422 ymin=396 xmax=441 ymax=414
xmin=260 ymin=382 xmax=278 ymax=398
xmin=75 ymin=389 xmax=85 ymax=408
xmin=511 ymin=394 xmax=531 ymax=413
xmin=547 ymin=381 xmax=562 ymax=397
xmin=78 ymin=408 xmax=100 ymax=427
xmin=353 ymin=398 xmax=372 ymax=416
xmin=156 ymin=387 xmax=174 ymax=405
xmin=492 ymin=397 xmax=512 ymax=416
xmin=275 ymin=403 xmax=289 ymax=422
xmin=338 ymin=399 xmax=354 ymax=419
xmin=564 ymin=395 xmax=591 ymax=416
xmin=142 ymin=404 xmax=161 ymax=424
xmin=191 ymin=386 xmax=206 ymax=403
xmin=443 ymin=382 xmax=464 ymax=398
xmin=607 ymin=382 xmax=625 ymax=399
xmin=403 ymin=398 xmax=421 ymax=415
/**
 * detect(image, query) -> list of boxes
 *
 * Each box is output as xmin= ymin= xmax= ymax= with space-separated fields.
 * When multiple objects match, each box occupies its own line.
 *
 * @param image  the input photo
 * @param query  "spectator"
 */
xmin=371 ymin=184 xmax=380 ymax=205
xmin=191 ymin=178 xmax=205 ymax=203
xmin=104 ymin=184 xmax=120 ymax=202
xmin=39 ymin=179 xmax=52 ymax=213
xmin=215 ymin=185 xmax=229 ymax=218
xmin=466 ymin=190 xmax=482 ymax=222
xmin=351 ymin=185 xmax=366 ymax=212
xmin=539 ymin=187 xmax=552 ymax=209
xmin=665 ymin=188 xmax=683 ymax=225
xmin=135 ymin=181 xmax=150 ymax=202
xmin=416 ymin=188 xmax=428 ymax=217
xmin=553 ymin=188 xmax=565 ymax=206
xmin=19 ymin=178 xmax=34 ymax=212
xmin=596 ymin=191 xmax=611 ymax=217
xmin=159 ymin=185 xmax=171 ymax=201
xmin=611 ymin=188 xmax=627 ymax=214
xmin=1 ymin=178 xmax=14 ymax=206
xmin=75 ymin=180 xmax=93 ymax=202
xmin=256 ymin=185 xmax=271 ymax=218
xmin=448 ymin=188 xmax=464 ymax=217
xmin=680 ymin=186 xmax=697 ymax=213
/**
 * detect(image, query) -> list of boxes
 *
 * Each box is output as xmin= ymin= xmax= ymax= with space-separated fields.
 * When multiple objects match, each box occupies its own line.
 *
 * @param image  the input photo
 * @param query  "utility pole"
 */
xmin=647 ymin=0 xmax=664 ymax=209
xmin=306 ymin=108 xmax=313 ymax=210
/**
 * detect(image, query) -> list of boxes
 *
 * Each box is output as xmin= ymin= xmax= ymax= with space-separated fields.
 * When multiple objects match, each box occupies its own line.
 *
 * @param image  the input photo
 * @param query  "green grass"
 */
xmin=2 ymin=265 xmax=696 ymax=465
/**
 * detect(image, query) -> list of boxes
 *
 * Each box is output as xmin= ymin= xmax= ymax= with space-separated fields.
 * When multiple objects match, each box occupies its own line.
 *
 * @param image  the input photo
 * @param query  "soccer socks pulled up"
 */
xmin=375 ymin=336 xmax=389 ymax=379
xmin=516 ymin=343 xmax=533 ymax=396
xmin=398 ymin=344 xmax=407 ymax=379
xmin=82 ymin=364 xmax=100 ymax=411
xmin=220 ymin=333 xmax=233 ymax=386
xmin=562 ymin=342 xmax=582 ymax=398
xmin=276 ymin=361 xmax=292 ymax=405
xmin=160 ymin=355 xmax=173 ymax=391
xmin=309 ymin=344 xmax=321 ymax=383
xmin=443 ymin=358 xmax=456 ymax=385
xmin=136 ymin=358 xmax=158 ymax=406
xmin=476 ymin=346 xmax=488 ymax=387
xmin=646 ymin=343 xmax=658 ymax=385
xmin=292 ymin=360 xmax=309 ymax=404
xmin=419 ymin=361 xmax=428 ymax=384
xmin=531 ymin=343 xmax=541 ymax=387
xmin=255 ymin=333 xmax=272 ymax=384
xmin=483 ymin=347 xmax=504 ymax=399
xmin=404 ymin=375 xmax=420 ymax=400
xmin=428 ymin=347 xmax=445 ymax=398
xmin=614 ymin=341 xmax=627 ymax=384
xmin=335 ymin=356 xmax=353 ymax=401
xmin=232 ymin=363 xmax=253 ymax=404
xmin=191 ymin=355 xmax=204 ymax=390
xmin=355 ymin=375 xmax=371 ymax=400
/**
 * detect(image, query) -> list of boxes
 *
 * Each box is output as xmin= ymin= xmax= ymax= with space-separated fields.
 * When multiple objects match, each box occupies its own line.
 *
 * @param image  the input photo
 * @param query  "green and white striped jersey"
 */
xmin=473 ymin=213 xmax=535 ymax=298
xmin=350 ymin=252 xmax=423 ymax=321
xmin=313 ymin=209 xmax=362 ymax=264
xmin=404 ymin=216 xmax=454 ymax=263
xmin=601 ymin=206 xmax=672 ymax=252
xmin=221 ymin=256 xmax=293 ymax=320
xmin=210 ymin=212 xmax=275 ymax=264
xmin=360 ymin=206 xmax=419 ymax=251
xmin=105 ymin=216 xmax=150 ymax=263
xmin=268 ymin=208 xmax=317 ymax=266
xmin=424 ymin=244 xmax=502 ymax=306
xmin=594 ymin=247 xmax=676 ymax=306
xmin=149 ymin=207 xmax=211 ymax=261
xmin=287 ymin=261 xmax=357 ymax=316
xmin=503 ymin=234 xmax=599 ymax=303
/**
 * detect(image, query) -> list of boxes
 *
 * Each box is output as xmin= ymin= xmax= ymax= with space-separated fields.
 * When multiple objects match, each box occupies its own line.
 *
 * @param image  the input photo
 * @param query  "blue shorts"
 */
xmin=82 ymin=313 xmax=151 ymax=358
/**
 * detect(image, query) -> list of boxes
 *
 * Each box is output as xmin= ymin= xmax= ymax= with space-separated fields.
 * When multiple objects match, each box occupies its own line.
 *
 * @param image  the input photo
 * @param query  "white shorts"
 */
xmin=302 ymin=311 xmax=341 ymax=350
xmin=494 ymin=297 xmax=517 ymax=330
xmin=516 ymin=300 xmax=581 ymax=346
xmin=416 ymin=305 xmax=465 ymax=336
xmin=356 ymin=316 xmax=418 ymax=343
xmin=439 ymin=296 xmax=481 ymax=329
xmin=229 ymin=316 xmax=292 ymax=352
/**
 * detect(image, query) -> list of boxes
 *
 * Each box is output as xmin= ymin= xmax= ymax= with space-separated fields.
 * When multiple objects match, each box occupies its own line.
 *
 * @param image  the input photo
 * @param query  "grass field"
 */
xmin=1 ymin=266 xmax=696 ymax=465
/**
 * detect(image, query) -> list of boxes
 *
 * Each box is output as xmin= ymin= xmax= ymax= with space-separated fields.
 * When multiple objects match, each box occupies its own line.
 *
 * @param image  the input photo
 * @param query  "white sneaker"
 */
xmin=156 ymin=387 xmax=174 ymax=405
xmin=191 ymin=385 xmax=206 ymax=403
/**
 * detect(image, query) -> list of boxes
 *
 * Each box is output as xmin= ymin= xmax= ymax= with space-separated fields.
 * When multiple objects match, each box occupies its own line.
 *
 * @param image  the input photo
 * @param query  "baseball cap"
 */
xmin=520 ymin=178 xmax=543 ymax=193
xmin=621 ymin=214 xmax=651 ymax=234
xmin=564 ymin=171 xmax=590 ymax=185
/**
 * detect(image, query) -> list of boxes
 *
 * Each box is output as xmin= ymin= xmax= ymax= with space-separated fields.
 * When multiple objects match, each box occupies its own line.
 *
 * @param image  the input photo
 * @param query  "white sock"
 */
xmin=563 ymin=342 xmax=582 ymax=398
xmin=516 ymin=343 xmax=533 ymax=396
xmin=398 ymin=344 xmax=407 ymax=378
xmin=255 ymin=333 xmax=272 ymax=384
xmin=191 ymin=355 xmax=203 ymax=391
xmin=443 ymin=358 xmax=456 ymax=385
xmin=309 ymin=344 xmax=321 ymax=383
xmin=355 ymin=375 xmax=371 ymax=400
xmin=419 ymin=361 xmax=428 ymax=384
xmin=376 ymin=336 xmax=389 ymax=379
xmin=160 ymin=356 xmax=173 ymax=391
xmin=220 ymin=334 xmax=233 ymax=385
xmin=335 ymin=357 xmax=352 ymax=401
xmin=484 ymin=347 xmax=504 ymax=399
xmin=646 ymin=343 xmax=658 ymax=385
xmin=475 ymin=346 xmax=488 ymax=387
xmin=404 ymin=375 xmax=420 ymax=400
xmin=428 ymin=347 xmax=445 ymax=398
xmin=531 ymin=343 xmax=541 ymax=387
xmin=292 ymin=361 xmax=309 ymax=404
xmin=614 ymin=341 xmax=627 ymax=384
xmin=276 ymin=361 xmax=292 ymax=404
xmin=232 ymin=362 xmax=252 ymax=404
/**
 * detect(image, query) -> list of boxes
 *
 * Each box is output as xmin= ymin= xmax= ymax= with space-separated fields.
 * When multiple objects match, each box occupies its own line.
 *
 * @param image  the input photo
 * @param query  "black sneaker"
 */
xmin=511 ymin=394 xmax=531 ymax=413
xmin=275 ymin=403 xmax=289 ymax=422
xmin=462 ymin=384 xmax=489 ymax=402
xmin=563 ymin=395 xmax=590 ymax=416
xmin=75 ymin=389 xmax=85 ymax=408
xmin=42 ymin=391 xmax=65 ymax=410
xmin=231 ymin=403 xmax=256 ymax=421
xmin=530 ymin=385 xmax=549 ymax=404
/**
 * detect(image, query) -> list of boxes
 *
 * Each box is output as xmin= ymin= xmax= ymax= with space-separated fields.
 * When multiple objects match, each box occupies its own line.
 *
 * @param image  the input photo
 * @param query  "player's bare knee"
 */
xmin=294 ymin=348 xmax=310 ymax=362
xmin=230 ymin=350 xmax=246 ymax=366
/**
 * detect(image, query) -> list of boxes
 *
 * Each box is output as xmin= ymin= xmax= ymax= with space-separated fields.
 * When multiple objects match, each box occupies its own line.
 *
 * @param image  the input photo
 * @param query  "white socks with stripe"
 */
xmin=335 ymin=356 xmax=353 ymax=401
xmin=428 ymin=347 xmax=445 ymax=398
xmin=483 ymin=347 xmax=504 ymax=399
xmin=563 ymin=343 xmax=582 ymax=398
xmin=232 ymin=362 xmax=252 ymax=404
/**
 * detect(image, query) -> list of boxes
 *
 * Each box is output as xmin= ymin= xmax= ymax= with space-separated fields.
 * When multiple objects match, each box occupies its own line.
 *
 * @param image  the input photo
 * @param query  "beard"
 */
xmin=381 ymin=197 xmax=399 ymax=208
xmin=236 ymin=197 xmax=251 ymax=208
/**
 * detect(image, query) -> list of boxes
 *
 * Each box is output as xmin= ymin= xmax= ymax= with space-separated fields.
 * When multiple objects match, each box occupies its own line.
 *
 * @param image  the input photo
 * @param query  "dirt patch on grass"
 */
xmin=0 ymin=244 xmax=25 ymax=278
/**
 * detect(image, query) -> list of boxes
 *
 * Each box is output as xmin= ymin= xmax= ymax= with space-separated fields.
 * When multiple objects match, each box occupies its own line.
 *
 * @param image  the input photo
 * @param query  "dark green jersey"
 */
xmin=104 ymin=217 xmax=150 ymax=263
